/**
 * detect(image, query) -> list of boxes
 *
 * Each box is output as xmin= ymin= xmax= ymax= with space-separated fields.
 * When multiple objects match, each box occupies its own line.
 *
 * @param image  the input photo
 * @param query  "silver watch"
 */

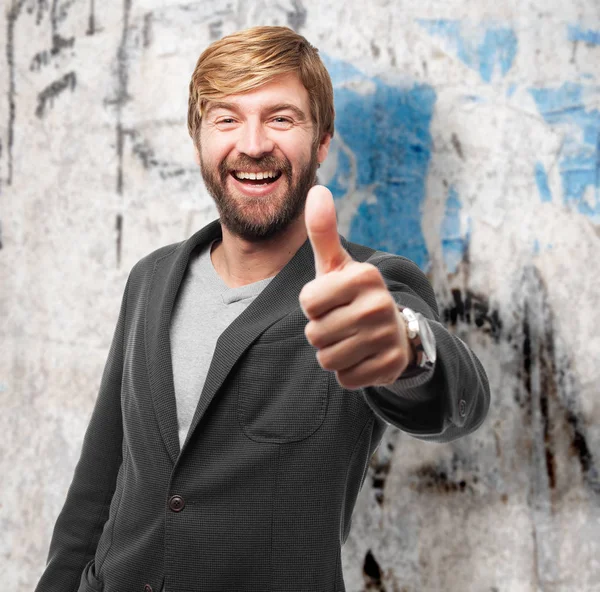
xmin=398 ymin=306 xmax=436 ymax=370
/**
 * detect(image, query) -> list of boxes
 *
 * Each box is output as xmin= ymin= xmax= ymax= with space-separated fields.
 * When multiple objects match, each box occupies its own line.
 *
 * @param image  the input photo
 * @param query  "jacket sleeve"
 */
xmin=35 ymin=273 xmax=130 ymax=591
xmin=360 ymin=254 xmax=490 ymax=443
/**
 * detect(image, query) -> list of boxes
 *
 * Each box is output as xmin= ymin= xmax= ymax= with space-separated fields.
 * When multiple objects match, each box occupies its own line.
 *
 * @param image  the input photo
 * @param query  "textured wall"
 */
xmin=1 ymin=1 xmax=599 ymax=590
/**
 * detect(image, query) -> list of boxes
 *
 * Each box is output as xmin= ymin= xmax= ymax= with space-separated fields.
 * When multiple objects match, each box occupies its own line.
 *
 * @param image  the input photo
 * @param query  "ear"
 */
xmin=317 ymin=133 xmax=332 ymax=165
xmin=193 ymin=144 xmax=200 ymax=166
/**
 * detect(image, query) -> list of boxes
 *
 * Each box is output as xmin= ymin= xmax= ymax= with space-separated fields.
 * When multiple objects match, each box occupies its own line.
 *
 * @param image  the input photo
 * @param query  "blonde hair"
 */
xmin=187 ymin=26 xmax=334 ymax=148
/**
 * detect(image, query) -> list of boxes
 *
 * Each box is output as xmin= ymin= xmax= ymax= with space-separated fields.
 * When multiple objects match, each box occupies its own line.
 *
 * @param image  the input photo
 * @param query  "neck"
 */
xmin=211 ymin=215 xmax=308 ymax=288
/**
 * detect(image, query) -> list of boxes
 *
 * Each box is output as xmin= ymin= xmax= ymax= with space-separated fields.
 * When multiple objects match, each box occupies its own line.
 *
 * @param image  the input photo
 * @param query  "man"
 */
xmin=36 ymin=26 xmax=490 ymax=592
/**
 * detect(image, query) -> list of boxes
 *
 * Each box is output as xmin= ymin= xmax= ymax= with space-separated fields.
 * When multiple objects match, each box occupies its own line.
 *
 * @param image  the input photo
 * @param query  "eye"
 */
xmin=270 ymin=116 xmax=293 ymax=128
xmin=214 ymin=117 xmax=238 ymax=130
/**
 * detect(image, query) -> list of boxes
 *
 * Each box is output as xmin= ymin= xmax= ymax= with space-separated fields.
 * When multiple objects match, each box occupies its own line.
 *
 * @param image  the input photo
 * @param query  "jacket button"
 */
xmin=169 ymin=494 xmax=185 ymax=512
xmin=459 ymin=399 xmax=467 ymax=417
xmin=144 ymin=585 xmax=152 ymax=592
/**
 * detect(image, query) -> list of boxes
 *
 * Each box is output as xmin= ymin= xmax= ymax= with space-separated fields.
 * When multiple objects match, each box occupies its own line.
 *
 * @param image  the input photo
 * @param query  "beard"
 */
xmin=200 ymin=148 xmax=320 ymax=242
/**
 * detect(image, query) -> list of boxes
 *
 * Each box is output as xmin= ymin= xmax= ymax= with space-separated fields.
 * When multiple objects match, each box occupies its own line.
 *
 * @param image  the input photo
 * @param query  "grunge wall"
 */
xmin=1 ymin=1 xmax=599 ymax=590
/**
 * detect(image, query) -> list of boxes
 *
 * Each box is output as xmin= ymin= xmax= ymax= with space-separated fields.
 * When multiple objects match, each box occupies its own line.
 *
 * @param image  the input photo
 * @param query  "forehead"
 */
xmin=205 ymin=72 xmax=310 ymax=115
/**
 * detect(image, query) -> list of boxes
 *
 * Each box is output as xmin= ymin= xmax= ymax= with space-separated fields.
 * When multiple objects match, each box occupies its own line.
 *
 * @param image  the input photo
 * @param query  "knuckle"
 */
xmin=354 ymin=263 xmax=381 ymax=286
xmin=390 ymin=345 xmax=408 ymax=369
xmin=337 ymin=371 xmax=355 ymax=390
xmin=316 ymin=349 xmax=329 ymax=369
xmin=361 ymin=292 xmax=392 ymax=321
xmin=304 ymin=322 xmax=315 ymax=343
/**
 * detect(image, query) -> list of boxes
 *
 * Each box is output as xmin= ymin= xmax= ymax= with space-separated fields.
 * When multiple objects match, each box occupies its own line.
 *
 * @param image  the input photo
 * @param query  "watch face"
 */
xmin=417 ymin=314 xmax=437 ymax=365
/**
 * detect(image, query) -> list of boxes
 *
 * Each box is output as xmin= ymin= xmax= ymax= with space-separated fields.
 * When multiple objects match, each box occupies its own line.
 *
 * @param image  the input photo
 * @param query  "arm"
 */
xmin=35 ymin=274 xmax=130 ymax=591
xmin=361 ymin=255 xmax=490 ymax=443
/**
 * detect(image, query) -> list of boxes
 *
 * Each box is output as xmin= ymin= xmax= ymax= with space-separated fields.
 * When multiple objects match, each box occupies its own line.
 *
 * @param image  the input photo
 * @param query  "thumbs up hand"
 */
xmin=299 ymin=185 xmax=415 ymax=390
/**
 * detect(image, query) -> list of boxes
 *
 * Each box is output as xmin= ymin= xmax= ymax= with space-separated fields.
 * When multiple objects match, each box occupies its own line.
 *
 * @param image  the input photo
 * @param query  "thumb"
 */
xmin=304 ymin=185 xmax=351 ymax=276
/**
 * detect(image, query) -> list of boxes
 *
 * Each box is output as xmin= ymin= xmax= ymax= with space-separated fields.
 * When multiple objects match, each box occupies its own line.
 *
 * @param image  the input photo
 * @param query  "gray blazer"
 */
xmin=36 ymin=218 xmax=490 ymax=592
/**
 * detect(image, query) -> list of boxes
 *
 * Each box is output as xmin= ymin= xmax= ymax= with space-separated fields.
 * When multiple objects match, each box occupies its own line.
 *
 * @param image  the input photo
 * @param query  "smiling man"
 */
xmin=36 ymin=26 xmax=490 ymax=592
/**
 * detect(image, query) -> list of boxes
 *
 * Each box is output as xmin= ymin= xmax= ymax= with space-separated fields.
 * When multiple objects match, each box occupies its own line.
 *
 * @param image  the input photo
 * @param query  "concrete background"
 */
xmin=1 ymin=0 xmax=599 ymax=590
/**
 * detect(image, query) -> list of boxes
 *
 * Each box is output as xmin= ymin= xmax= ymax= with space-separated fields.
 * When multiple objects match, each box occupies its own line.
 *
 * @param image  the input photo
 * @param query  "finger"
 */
xmin=336 ymin=347 xmax=405 ymax=389
xmin=299 ymin=269 xmax=359 ymax=319
xmin=304 ymin=307 xmax=359 ymax=349
xmin=304 ymin=185 xmax=351 ymax=276
xmin=316 ymin=333 xmax=379 ymax=372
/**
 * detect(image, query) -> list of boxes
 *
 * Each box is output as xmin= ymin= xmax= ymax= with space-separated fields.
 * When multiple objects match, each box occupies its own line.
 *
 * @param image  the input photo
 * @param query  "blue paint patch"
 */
xmin=533 ymin=239 xmax=540 ymax=255
xmin=322 ymin=54 xmax=436 ymax=271
xmin=530 ymin=82 xmax=600 ymax=220
xmin=440 ymin=186 xmax=468 ymax=273
xmin=568 ymin=25 xmax=600 ymax=46
xmin=418 ymin=19 xmax=518 ymax=82
xmin=535 ymin=162 xmax=552 ymax=202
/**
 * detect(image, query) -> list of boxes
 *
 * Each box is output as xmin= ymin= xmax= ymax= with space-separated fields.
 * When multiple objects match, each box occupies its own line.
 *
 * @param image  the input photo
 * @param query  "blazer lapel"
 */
xmin=145 ymin=217 xmax=352 ymax=462
xmin=145 ymin=219 xmax=223 ymax=463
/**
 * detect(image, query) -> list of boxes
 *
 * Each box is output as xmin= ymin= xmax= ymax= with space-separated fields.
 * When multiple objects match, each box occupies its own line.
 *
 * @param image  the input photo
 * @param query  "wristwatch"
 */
xmin=398 ymin=306 xmax=437 ymax=370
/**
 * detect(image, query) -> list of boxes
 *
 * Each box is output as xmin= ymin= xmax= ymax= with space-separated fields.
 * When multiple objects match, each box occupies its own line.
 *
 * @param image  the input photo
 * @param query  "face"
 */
xmin=195 ymin=72 xmax=331 ymax=241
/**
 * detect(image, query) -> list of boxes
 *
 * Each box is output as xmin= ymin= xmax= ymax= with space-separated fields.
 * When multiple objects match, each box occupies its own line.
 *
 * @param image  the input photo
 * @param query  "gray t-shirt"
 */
xmin=169 ymin=238 xmax=275 ymax=449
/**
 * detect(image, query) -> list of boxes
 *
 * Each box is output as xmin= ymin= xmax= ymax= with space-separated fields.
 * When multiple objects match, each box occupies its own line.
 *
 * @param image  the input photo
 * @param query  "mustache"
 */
xmin=219 ymin=155 xmax=293 ymax=180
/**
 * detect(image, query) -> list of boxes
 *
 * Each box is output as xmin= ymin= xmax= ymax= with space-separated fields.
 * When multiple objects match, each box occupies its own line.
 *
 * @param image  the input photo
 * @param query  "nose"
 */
xmin=235 ymin=121 xmax=274 ymax=158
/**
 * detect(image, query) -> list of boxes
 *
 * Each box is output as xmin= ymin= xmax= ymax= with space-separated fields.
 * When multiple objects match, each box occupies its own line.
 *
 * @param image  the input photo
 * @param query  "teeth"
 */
xmin=234 ymin=170 xmax=279 ymax=180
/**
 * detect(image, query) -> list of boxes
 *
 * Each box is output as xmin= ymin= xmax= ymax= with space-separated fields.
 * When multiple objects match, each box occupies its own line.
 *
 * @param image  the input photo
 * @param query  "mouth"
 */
xmin=228 ymin=169 xmax=285 ymax=197
xmin=230 ymin=170 xmax=283 ymax=185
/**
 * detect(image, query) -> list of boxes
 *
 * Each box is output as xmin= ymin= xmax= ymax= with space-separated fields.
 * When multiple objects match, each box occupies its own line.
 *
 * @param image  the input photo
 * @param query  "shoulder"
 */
xmin=344 ymin=237 xmax=439 ymax=319
xmin=125 ymin=239 xmax=186 ymax=292
xmin=344 ymin=236 xmax=425 ymax=279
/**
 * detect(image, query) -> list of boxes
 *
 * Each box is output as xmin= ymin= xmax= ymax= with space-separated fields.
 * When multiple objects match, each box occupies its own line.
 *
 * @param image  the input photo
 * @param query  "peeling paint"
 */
xmin=568 ymin=24 xmax=600 ymax=46
xmin=418 ymin=19 xmax=518 ymax=82
xmin=322 ymin=54 xmax=436 ymax=270
xmin=440 ymin=186 xmax=469 ymax=274
xmin=529 ymin=83 xmax=600 ymax=221
xmin=35 ymin=72 xmax=77 ymax=118
xmin=443 ymin=289 xmax=502 ymax=341
xmin=534 ymin=162 xmax=552 ymax=203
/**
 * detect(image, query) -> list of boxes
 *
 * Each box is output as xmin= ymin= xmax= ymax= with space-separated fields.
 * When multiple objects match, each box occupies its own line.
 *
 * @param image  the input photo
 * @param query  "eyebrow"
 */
xmin=204 ymin=101 xmax=308 ymax=121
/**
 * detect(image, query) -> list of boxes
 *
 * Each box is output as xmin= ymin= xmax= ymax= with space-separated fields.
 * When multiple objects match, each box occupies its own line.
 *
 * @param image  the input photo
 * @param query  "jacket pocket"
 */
xmin=236 ymin=334 xmax=329 ymax=443
xmin=78 ymin=559 xmax=104 ymax=592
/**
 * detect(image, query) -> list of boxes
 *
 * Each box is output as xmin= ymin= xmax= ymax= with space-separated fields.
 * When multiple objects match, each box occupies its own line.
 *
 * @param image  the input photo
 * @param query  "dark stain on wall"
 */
xmin=87 ymin=0 xmax=96 ymax=35
xmin=124 ymin=128 xmax=193 ymax=180
xmin=35 ymin=71 xmax=77 ymax=118
xmin=443 ymin=288 xmax=502 ymax=341
xmin=451 ymin=133 xmax=464 ymax=160
xmin=538 ymin=315 xmax=557 ymax=491
xmin=371 ymin=454 xmax=391 ymax=506
xmin=110 ymin=0 xmax=133 ymax=199
xmin=519 ymin=267 xmax=599 ymax=497
xmin=142 ymin=12 xmax=153 ymax=47
xmin=209 ymin=19 xmax=223 ymax=42
xmin=410 ymin=464 xmax=470 ymax=494
xmin=5 ymin=0 xmax=26 ymax=186
xmin=287 ymin=0 xmax=307 ymax=31
xmin=522 ymin=311 xmax=532 ymax=400
xmin=115 ymin=213 xmax=123 ymax=268
xmin=363 ymin=549 xmax=385 ymax=591
xmin=53 ymin=0 xmax=79 ymax=26
xmin=128 ymin=130 xmax=159 ymax=169
xmin=368 ymin=430 xmax=398 ymax=507
xmin=116 ymin=124 xmax=124 ymax=195
xmin=566 ymin=410 xmax=598 ymax=493
xmin=33 ymin=0 xmax=50 ymax=25
xmin=30 ymin=34 xmax=75 ymax=71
